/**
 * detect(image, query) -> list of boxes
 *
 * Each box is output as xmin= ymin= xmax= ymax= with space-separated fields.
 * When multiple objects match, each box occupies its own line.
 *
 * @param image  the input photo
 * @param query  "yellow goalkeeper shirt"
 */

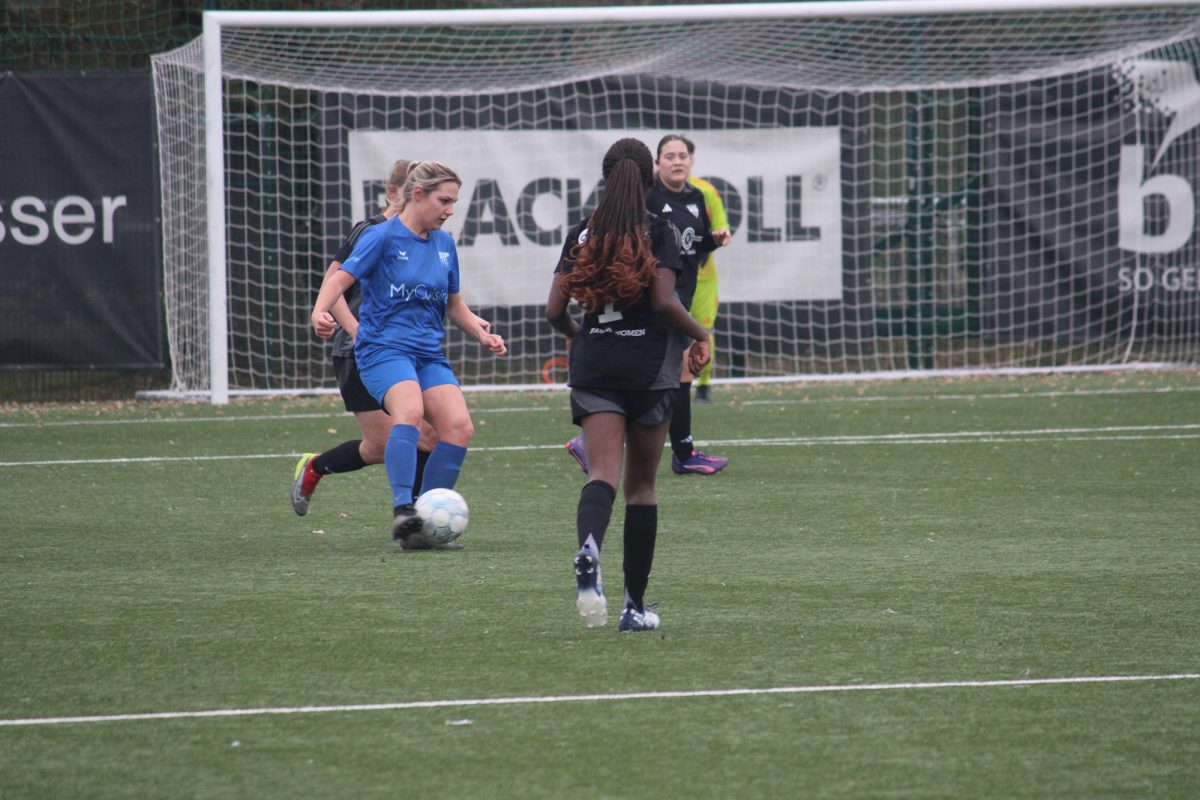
xmin=688 ymin=175 xmax=727 ymax=283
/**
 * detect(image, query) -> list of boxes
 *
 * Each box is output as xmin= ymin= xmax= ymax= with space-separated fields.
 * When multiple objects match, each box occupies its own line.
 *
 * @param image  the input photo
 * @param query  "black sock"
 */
xmin=577 ymin=480 xmax=616 ymax=550
xmin=312 ymin=440 xmax=367 ymax=475
xmin=413 ymin=448 xmax=431 ymax=495
xmin=669 ymin=383 xmax=694 ymax=461
xmin=622 ymin=504 xmax=658 ymax=612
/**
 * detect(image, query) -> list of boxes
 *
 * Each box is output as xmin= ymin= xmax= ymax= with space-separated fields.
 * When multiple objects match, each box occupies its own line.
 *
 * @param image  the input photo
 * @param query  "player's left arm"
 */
xmin=447 ymin=293 xmax=507 ymax=355
xmin=694 ymin=178 xmax=732 ymax=248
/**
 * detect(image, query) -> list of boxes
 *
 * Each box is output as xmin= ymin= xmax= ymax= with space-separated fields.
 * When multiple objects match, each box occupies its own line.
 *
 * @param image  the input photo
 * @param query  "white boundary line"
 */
xmin=3 ymin=385 xmax=1199 ymax=429
xmin=0 ymin=424 xmax=1196 ymax=468
xmin=3 ymin=673 xmax=1196 ymax=728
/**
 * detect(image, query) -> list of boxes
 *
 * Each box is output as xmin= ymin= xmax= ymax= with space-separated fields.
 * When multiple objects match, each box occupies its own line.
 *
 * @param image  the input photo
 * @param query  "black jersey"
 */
xmin=328 ymin=213 xmax=387 ymax=358
xmin=556 ymin=215 xmax=686 ymax=391
xmin=645 ymin=179 xmax=718 ymax=309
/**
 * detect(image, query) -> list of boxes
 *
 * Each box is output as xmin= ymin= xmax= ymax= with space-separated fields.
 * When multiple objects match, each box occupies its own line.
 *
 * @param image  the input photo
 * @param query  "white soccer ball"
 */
xmin=414 ymin=488 xmax=469 ymax=544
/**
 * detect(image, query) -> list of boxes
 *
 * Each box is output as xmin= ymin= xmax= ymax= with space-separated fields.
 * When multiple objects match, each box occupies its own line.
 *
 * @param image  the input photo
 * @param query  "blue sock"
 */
xmin=384 ymin=424 xmax=420 ymax=507
xmin=419 ymin=442 xmax=468 ymax=494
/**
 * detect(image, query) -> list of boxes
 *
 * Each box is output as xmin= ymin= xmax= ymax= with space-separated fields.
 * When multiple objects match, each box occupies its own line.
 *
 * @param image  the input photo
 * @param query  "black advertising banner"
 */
xmin=0 ymin=72 xmax=163 ymax=370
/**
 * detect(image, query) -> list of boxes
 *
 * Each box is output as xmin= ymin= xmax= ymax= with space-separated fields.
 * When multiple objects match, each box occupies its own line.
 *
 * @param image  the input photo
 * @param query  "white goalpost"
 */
xmin=151 ymin=0 xmax=1200 ymax=403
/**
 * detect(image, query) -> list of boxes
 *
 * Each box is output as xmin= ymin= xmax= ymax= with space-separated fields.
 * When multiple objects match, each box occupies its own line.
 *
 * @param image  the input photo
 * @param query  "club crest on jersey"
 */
xmin=438 ymin=251 xmax=451 ymax=268
xmin=578 ymin=228 xmax=589 ymax=244
xmin=679 ymin=227 xmax=697 ymax=253
xmin=686 ymin=203 xmax=700 ymax=218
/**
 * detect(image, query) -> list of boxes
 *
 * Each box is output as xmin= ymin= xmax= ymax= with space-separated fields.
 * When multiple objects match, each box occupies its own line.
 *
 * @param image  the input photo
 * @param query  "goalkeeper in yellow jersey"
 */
xmin=687 ymin=164 xmax=730 ymax=403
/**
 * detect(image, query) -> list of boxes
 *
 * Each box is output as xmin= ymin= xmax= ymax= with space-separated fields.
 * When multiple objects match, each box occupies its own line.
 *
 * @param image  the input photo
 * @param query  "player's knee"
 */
xmin=438 ymin=417 xmax=474 ymax=446
xmin=623 ymin=484 xmax=657 ymax=506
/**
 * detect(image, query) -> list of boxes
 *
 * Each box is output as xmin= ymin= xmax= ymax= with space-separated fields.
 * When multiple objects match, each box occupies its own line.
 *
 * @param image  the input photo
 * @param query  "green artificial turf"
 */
xmin=1 ymin=372 xmax=1197 ymax=798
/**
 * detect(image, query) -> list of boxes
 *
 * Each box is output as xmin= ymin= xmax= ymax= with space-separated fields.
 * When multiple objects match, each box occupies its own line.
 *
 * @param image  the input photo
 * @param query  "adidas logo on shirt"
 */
xmin=662 ymin=203 xmax=672 ymax=213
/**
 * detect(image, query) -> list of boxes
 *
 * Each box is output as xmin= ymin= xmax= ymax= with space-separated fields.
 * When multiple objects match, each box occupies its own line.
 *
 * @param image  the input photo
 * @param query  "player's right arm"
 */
xmin=545 ymin=224 xmax=585 ymax=340
xmin=545 ymin=272 xmax=581 ymax=340
xmin=313 ymin=217 xmax=379 ymax=339
xmin=311 ymin=222 xmax=384 ymax=334
xmin=311 ymin=268 xmax=357 ymax=334
xmin=312 ymin=259 xmax=357 ymax=339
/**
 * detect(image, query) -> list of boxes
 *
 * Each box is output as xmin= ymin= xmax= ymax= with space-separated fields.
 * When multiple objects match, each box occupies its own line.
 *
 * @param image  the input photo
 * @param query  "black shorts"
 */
xmin=334 ymin=355 xmax=381 ymax=414
xmin=570 ymin=387 xmax=675 ymax=427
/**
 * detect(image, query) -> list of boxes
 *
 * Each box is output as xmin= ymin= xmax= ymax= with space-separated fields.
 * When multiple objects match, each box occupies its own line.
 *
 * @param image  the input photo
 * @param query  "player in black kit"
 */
xmin=566 ymin=134 xmax=731 ymax=476
xmin=545 ymin=137 xmax=711 ymax=632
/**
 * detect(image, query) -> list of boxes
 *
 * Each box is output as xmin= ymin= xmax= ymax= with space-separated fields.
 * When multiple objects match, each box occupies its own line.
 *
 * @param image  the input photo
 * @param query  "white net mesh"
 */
xmin=152 ymin=3 xmax=1200 ymax=396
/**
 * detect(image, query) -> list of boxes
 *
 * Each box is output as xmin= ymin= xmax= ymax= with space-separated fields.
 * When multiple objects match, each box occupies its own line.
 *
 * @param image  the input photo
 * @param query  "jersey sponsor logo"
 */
xmin=679 ymin=226 xmax=697 ymax=254
xmin=589 ymin=326 xmax=646 ymax=337
xmin=390 ymin=282 xmax=449 ymax=303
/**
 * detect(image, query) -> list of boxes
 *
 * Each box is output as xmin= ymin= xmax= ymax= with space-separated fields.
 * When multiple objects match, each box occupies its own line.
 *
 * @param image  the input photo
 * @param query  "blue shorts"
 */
xmin=356 ymin=345 xmax=459 ymax=406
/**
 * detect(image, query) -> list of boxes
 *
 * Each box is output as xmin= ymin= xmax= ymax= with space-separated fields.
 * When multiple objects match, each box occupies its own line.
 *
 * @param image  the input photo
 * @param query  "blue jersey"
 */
xmin=339 ymin=216 xmax=461 ymax=358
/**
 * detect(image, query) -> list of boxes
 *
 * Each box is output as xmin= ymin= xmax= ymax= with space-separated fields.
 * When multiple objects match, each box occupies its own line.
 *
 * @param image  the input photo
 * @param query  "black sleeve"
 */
xmin=332 ymin=216 xmax=379 ymax=263
xmin=650 ymin=217 xmax=683 ymax=274
xmin=556 ymin=219 xmax=589 ymax=274
xmin=694 ymin=198 xmax=719 ymax=257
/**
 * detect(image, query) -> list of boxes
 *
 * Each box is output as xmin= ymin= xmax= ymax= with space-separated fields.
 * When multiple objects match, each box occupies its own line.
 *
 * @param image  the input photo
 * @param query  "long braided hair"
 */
xmin=561 ymin=138 xmax=658 ymax=313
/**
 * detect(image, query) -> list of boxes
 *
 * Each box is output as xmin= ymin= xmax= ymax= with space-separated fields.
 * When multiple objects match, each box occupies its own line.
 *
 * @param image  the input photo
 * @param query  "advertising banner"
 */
xmin=0 ymin=72 xmax=163 ymax=370
xmin=347 ymin=128 xmax=845 ymax=307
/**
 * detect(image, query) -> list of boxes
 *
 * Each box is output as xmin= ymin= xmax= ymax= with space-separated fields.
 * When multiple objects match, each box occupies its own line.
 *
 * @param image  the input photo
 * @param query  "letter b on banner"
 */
xmin=1118 ymin=144 xmax=1194 ymax=253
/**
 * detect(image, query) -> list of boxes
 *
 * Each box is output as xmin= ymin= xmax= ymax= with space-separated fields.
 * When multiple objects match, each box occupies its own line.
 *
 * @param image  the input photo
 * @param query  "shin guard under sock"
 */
xmin=312 ymin=440 xmax=368 ymax=475
xmin=669 ymin=382 xmax=694 ymax=462
xmin=577 ymin=480 xmax=616 ymax=550
xmin=622 ymin=504 xmax=658 ymax=612
xmin=383 ymin=424 xmax=420 ymax=507
xmin=419 ymin=441 xmax=468 ymax=494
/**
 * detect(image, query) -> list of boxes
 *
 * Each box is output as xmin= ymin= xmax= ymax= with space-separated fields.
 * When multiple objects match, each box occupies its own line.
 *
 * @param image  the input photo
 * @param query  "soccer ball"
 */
xmin=414 ymin=488 xmax=469 ymax=544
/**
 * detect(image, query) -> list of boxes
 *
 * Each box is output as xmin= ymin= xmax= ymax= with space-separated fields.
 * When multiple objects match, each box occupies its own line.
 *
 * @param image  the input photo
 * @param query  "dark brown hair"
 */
xmin=561 ymin=138 xmax=657 ymax=313
xmin=656 ymin=133 xmax=695 ymax=159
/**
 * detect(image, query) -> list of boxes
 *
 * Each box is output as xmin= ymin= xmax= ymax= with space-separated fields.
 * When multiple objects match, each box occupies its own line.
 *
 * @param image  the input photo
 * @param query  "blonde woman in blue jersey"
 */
xmin=312 ymin=161 xmax=506 ymax=549
xmin=546 ymin=138 xmax=710 ymax=632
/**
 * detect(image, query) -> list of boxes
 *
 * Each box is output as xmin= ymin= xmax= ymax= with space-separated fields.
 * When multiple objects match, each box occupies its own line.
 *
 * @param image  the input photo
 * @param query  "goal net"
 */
xmin=151 ymin=1 xmax=1200 ymax=401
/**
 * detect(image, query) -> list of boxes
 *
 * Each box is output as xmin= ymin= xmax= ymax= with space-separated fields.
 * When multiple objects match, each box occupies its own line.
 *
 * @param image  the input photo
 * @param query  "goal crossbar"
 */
xmin=204 ymin=0 xmax=1200 ymax=29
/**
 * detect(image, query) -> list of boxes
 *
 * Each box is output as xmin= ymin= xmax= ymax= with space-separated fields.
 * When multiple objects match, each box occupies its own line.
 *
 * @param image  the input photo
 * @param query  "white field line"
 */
xmin=0 ymin=424 xmax=1196 ymax=467
xmin=2 ymin=673 xmax=1195 ymax=728
xmin=739 ymin=385 xmax=1200 ymax=406
xmin=2 ymin=385 xmax=1197 ymax=429
xmin=0 ymin=408 xmax=560 ymax=429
